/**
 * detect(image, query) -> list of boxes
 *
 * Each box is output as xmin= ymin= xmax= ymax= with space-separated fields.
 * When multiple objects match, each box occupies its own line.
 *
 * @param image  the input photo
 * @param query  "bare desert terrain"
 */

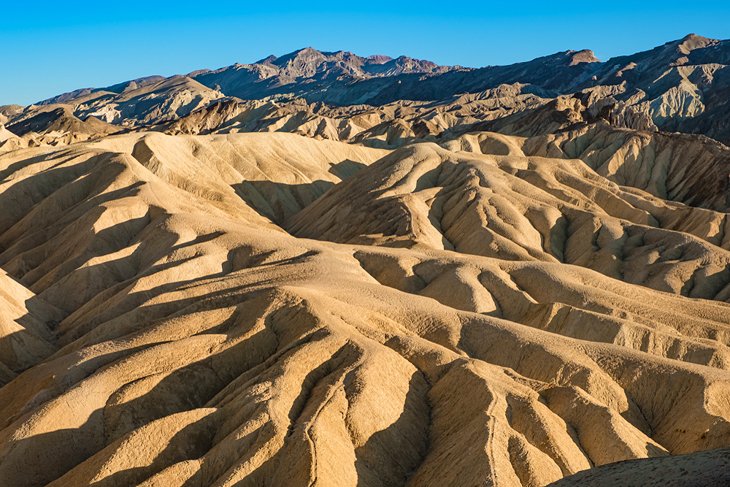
xmin=1 ymin=35 xmax=729 ymax=486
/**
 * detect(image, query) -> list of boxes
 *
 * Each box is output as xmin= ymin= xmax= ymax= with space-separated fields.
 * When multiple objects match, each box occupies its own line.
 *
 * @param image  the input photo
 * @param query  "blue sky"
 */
xmin=2 ymin=1 xmax=729 ymax=105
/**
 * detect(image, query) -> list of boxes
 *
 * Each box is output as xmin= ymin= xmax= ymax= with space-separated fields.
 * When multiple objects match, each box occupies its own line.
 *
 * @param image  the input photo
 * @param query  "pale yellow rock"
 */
xmin=0 ymin=128 xmax=728 ymax=487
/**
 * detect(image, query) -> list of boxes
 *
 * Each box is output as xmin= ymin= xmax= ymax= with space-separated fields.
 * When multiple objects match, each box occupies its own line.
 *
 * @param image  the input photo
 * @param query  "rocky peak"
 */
xmin=366 ymin=54 xmax=393 ymax=65
xmin=256 ymin=54 xmax=278 ymax=65
xmin=568 ymin=49 xmax=600 ymax=66
xmin=676 ymin=33 xmax=717 ymax=53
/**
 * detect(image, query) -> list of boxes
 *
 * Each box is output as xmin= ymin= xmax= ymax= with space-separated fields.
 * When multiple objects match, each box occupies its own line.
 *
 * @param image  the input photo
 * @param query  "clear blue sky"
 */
xmin=2 ymin=1 xmax=728 ymax=105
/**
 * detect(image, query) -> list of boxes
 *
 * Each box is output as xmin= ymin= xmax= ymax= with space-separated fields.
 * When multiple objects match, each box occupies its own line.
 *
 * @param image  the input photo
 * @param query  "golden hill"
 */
xmin=0 ymin=129 xmax=729 ymax=486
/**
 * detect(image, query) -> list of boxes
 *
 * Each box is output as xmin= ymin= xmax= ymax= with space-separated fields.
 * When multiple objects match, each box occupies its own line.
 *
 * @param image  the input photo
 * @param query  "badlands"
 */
xmin=1 ymin=34 xmax=730 ymax=486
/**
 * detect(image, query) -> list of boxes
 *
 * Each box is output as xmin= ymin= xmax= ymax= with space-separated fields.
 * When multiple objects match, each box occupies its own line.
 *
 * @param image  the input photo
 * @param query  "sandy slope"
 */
xmin=291 ymin=141 xmax=730 ymax=301
xmin=0 ymin=131 xmax=729 ymax=486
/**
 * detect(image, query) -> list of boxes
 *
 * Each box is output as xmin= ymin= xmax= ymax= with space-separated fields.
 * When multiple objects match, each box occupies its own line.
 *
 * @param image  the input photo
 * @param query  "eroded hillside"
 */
xmin=2 ymin=33 xmax=730 ymax=487
xmin=0 ymin=127 xmax=729 ymax=486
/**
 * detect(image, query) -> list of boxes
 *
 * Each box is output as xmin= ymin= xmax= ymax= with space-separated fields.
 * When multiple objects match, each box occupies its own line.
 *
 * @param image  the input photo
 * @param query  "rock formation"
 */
xmin=1 ymin=35 xmax=730 ymax=486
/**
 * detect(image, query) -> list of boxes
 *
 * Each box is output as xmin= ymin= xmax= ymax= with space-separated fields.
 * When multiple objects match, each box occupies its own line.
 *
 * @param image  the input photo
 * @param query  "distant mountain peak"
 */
xmin=568 ymin=49 xmax=600 ymax=65
xmin=366 ymin=54 xmax=393 ymax=64
xmin=274 ymin=47 xmax=327 ymax=64
xmin=256 ymin=54 xmax=278 ymax=65
xmin=675 ymin=33 xmax=717 ymax=53
xmin=681 ymin=33 xmax=712 ymax=43
xmin=532 ymin=49 xmax=599 ymax=68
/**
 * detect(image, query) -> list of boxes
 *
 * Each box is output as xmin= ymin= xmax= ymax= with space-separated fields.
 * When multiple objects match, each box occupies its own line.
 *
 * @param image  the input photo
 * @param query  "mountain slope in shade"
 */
xmin=6 ymin=106 xmax=119 ymax=138
xmin=550 ymin=447 xmax=730 ymax=486
xmin=0 ymin=268 xmax=61 ymax=384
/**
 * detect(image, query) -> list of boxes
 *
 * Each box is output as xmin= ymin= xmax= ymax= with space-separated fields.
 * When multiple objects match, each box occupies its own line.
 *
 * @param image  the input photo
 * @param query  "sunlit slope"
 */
xmin=290 ymin=142 xmax=730 ymax=301
xmin=0 ymin=133 xmax=728 ymax=486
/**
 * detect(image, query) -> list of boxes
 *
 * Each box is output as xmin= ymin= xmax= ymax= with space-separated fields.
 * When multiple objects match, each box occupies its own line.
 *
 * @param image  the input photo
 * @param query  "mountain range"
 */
xmin=0 ymin=33 xmax=725 ymax=146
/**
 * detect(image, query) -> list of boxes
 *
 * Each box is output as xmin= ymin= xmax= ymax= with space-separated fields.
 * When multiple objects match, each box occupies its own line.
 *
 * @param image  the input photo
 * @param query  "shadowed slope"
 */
xmin=550 ymin=447 xmax=730 ymax=486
